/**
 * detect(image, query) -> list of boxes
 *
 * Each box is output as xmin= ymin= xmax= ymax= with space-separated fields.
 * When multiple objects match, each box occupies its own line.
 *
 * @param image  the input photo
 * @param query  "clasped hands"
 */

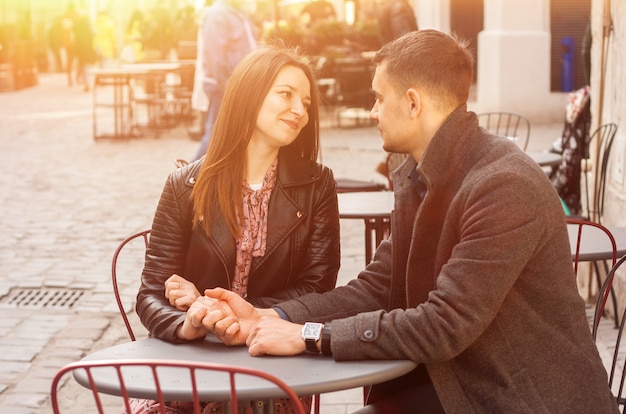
xmin=164 ymin=275 xmax=307 ymax=356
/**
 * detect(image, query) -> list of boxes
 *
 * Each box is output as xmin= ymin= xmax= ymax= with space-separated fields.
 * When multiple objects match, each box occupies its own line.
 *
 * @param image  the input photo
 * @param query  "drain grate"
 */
xmin=0 ymin=288 xmax=84 ymax=309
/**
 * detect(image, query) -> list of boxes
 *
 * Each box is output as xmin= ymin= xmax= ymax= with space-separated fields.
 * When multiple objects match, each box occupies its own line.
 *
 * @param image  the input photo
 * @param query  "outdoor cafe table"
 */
xmin=338 ymin=191 xmax=394 ymax=265
xmin=90 ymin=63 xmax=183 ymax=140
xmin=338 ymin=191 xmax=626 ymax=264
xmin=74 ymin=337 xmax=417 ymax=408
xmin=526 ymin=151 xmax=562 ymax=168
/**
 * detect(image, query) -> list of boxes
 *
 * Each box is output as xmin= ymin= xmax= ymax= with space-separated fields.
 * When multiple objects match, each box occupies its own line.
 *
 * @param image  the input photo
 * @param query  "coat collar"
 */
xmin=391 ymin=105 xmax=481 ymax=195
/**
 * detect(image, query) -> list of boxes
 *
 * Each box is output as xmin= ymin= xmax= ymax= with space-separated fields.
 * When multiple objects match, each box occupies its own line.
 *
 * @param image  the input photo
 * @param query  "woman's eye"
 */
xmin=280 ymin=90 xmax=291 ymax=98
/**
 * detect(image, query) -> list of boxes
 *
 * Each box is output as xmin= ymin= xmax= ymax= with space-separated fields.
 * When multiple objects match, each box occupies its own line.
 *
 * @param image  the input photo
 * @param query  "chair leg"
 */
xmin=594 ymin=260 xmax=620 ymax=329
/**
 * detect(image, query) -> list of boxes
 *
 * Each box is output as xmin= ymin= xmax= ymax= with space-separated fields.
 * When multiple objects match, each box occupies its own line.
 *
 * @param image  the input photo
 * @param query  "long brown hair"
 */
xmin=191 ymin=45 xmax=321 ymax=238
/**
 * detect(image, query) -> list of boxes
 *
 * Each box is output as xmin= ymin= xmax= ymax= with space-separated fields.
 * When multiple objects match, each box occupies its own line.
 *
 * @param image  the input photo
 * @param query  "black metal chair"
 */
xmin=477 ymin=111 xmax=531 ymax=151
xmin=584 ymin=123 xmax=618 ymax=223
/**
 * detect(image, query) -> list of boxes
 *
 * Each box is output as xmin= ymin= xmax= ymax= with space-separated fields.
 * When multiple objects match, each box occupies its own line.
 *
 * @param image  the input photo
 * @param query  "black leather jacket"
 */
xmin=137 ymin=153 xmax=341 ymax=341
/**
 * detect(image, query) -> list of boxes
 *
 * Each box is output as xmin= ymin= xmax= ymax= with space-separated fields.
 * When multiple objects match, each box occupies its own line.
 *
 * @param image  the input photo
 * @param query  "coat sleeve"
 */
xmin=136 ymin=170 xmax=191 ymax=342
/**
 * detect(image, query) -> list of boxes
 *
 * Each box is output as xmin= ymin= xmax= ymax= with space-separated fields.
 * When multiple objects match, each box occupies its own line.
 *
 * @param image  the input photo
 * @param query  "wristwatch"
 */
xmin=301 ymin=322 xmax=324 ymax=353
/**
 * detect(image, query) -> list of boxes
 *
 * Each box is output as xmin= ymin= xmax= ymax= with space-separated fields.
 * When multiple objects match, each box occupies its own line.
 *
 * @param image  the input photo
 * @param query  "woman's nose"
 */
xmin=291 ymin=101 xmax=306 ymax=116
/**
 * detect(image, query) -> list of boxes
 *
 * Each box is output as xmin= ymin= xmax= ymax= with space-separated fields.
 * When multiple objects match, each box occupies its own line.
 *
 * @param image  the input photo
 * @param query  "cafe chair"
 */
xmin=592 ymin=255 xmax=626 ymax=412
xmin=583 ymin=122 xmax=618 ymax=223
xmin=50 ymin=358 xmax=306 ymax=414
xmin=129 ymin=72 xmax=168 ymax=138
xmin=477 ymin=111 xmax=531 ymax=151
xmin=566 ymin=218 xmax=618 ymax=329
xmin=112 ymin=229 xmax=151 ymax=341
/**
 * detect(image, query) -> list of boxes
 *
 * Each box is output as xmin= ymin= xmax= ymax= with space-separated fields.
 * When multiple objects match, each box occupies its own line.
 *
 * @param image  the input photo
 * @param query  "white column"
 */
xmin=413 ymin=0 xmax=450 ymax=32
xmin=477 ymin=0 xmax=563 ymax=122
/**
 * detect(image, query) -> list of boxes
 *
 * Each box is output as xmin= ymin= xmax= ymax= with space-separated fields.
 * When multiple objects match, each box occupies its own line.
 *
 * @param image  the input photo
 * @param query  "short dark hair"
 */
xmin=374 ymin=30 xmax=474 ymax=111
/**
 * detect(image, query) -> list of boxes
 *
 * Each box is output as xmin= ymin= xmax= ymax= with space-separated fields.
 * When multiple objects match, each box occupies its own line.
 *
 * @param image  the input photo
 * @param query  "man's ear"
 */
xmin=406 ymin=88 xmax=420 ymax=118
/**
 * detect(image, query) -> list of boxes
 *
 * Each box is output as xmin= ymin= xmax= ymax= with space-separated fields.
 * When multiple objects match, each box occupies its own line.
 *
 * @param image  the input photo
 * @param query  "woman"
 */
xmin=131 ymin=46 xmax=341 ymax=413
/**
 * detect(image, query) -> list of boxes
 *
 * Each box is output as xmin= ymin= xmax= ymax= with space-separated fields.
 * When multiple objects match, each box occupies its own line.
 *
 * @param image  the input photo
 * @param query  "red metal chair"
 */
xmin=111 ymin=231 xmax=321 ymax=413
xmin=592 ymin=254 xmax=626 ymax=411
xmin=111 ymin=229 xmax=151 ymax=341
xmin=566 ymin=218 xmax=618 ymax=330
xmin=50 ymin=358 xmax=306 ymax=414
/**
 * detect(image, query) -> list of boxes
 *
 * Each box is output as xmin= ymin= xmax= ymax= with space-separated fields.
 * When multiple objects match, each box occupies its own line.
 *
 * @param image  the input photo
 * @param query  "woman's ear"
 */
xmin=406 ymin=88 xmax=421 ymax=118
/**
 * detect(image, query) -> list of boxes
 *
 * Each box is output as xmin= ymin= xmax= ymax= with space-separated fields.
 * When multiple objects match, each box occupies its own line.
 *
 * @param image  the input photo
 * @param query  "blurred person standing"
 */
xmin=93 ymin=10 xmax=117 ymax=68
xmin=121 ymin=9 xmax=145 ymax=63
xmin=60 ymin=2 xmax=78 ymax=86
xmin=46 ymin=16 xmax=63 ymax=72
xmin=377 ymin=0 xmax=418 ymax=45
xmin=300 ymin=0 xmax=336 ymax=27
xmin=73 ymin=10 xmax=96 ymax=91
xmin=190 ymin=0 xmax=257 ymax=162
xmin=189 ymin=1 xmax=214 ymax=141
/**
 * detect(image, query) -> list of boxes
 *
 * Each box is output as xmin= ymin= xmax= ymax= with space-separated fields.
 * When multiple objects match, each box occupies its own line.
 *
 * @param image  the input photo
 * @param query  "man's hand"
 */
xmin=176 ymin=296 xmax=234 ymax=341
xmin=204 ymin=288 xmax=279 ymax=346
xmin=246 ymin=317 xmax=306 ymax=356
xmin=165 ymin=274 xmax=201 ymax=311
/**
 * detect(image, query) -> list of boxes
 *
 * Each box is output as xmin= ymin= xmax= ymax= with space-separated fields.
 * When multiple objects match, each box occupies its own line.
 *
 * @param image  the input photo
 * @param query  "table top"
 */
xmin=337 ymin=191 xmax=394 ymax=219
xmin=526 ymin=151 xmax=562 ymax=167
xmin=91 ymin=63 xmax=182 ymax=76
xmin=75 ymin=337 xmax=417 ymax=401
xmin=568 ymin=223 xmax=626 ymax=262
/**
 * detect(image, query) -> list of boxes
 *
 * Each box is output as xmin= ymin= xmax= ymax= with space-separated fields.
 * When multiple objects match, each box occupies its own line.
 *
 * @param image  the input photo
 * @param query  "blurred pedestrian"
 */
xmin=300 ymin=0 xmax=336 ymax=28
xmin=376 ymin=0 xmax=418 ymax=45
xmin=46 ymin=16 xmax=63 ymax=72
xmin=121 ymin=9 xmax=145 ymax=63
xmin=93 ymin=10 xmax=117 ymax=68
xmin=73 ymin=10 xmax=96 ymax=91
xmin=189 ymin=0 xmax=257 ymax=162
xmin=60 ymin=2 xmax=78 ymax=86
xmin=188 ymin=1 xmax=214 ymax=142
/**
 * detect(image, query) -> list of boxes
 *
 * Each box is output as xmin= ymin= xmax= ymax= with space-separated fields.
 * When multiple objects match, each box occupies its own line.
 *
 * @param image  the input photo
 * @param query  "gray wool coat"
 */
xmin=277 ymin=106 xmax=618 ymax=413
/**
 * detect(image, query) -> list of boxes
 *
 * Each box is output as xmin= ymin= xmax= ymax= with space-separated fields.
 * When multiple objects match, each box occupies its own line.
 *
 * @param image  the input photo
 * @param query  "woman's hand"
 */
xmin=165 ymin=274 xmax=201 ymax=311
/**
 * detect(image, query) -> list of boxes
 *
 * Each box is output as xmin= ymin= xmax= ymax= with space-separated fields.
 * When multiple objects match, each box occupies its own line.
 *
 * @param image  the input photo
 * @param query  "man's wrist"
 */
xmin=271 ymin=306 xmax=290 ymax=321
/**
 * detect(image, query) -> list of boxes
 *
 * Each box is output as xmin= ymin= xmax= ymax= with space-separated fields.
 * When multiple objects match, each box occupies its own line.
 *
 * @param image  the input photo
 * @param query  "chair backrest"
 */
xmin=112 ymin=229 xmax=151 ymax=341
xmin=593 ymin=254 xmax=626 ymax=410
xmin=586 ymin=123 xmax=618 ymax=223
xmin=567 ymin=218 xmax=617 ymax=279
xmin=50 ymin=358 xmax=306 ymax=414
xmin=477 ymin=111 xmax=531 ymax=151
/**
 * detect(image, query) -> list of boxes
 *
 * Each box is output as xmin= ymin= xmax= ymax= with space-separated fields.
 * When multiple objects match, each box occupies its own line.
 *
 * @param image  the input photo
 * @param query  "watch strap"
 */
xmin=321 ymin=323 xmax=332 ymax=356
xmin=305 ymin=338 xmax=319 ymax=353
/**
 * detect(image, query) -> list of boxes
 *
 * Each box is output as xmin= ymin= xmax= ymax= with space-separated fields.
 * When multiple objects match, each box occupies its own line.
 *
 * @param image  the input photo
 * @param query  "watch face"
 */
xmin=302 ymin=323 xmax=323 ymax=339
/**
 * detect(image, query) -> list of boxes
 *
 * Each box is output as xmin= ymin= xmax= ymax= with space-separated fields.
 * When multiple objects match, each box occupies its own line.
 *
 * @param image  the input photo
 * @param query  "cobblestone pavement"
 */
xmin=2 ymin=72 xmax=615 ymax=414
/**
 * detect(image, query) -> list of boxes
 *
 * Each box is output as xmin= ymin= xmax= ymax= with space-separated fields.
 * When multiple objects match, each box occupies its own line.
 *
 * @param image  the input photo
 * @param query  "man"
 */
xmin=184 ymin=30 xmax=618 ymax=413
xmin=190 ymin=0 xmax=257 ymax=162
